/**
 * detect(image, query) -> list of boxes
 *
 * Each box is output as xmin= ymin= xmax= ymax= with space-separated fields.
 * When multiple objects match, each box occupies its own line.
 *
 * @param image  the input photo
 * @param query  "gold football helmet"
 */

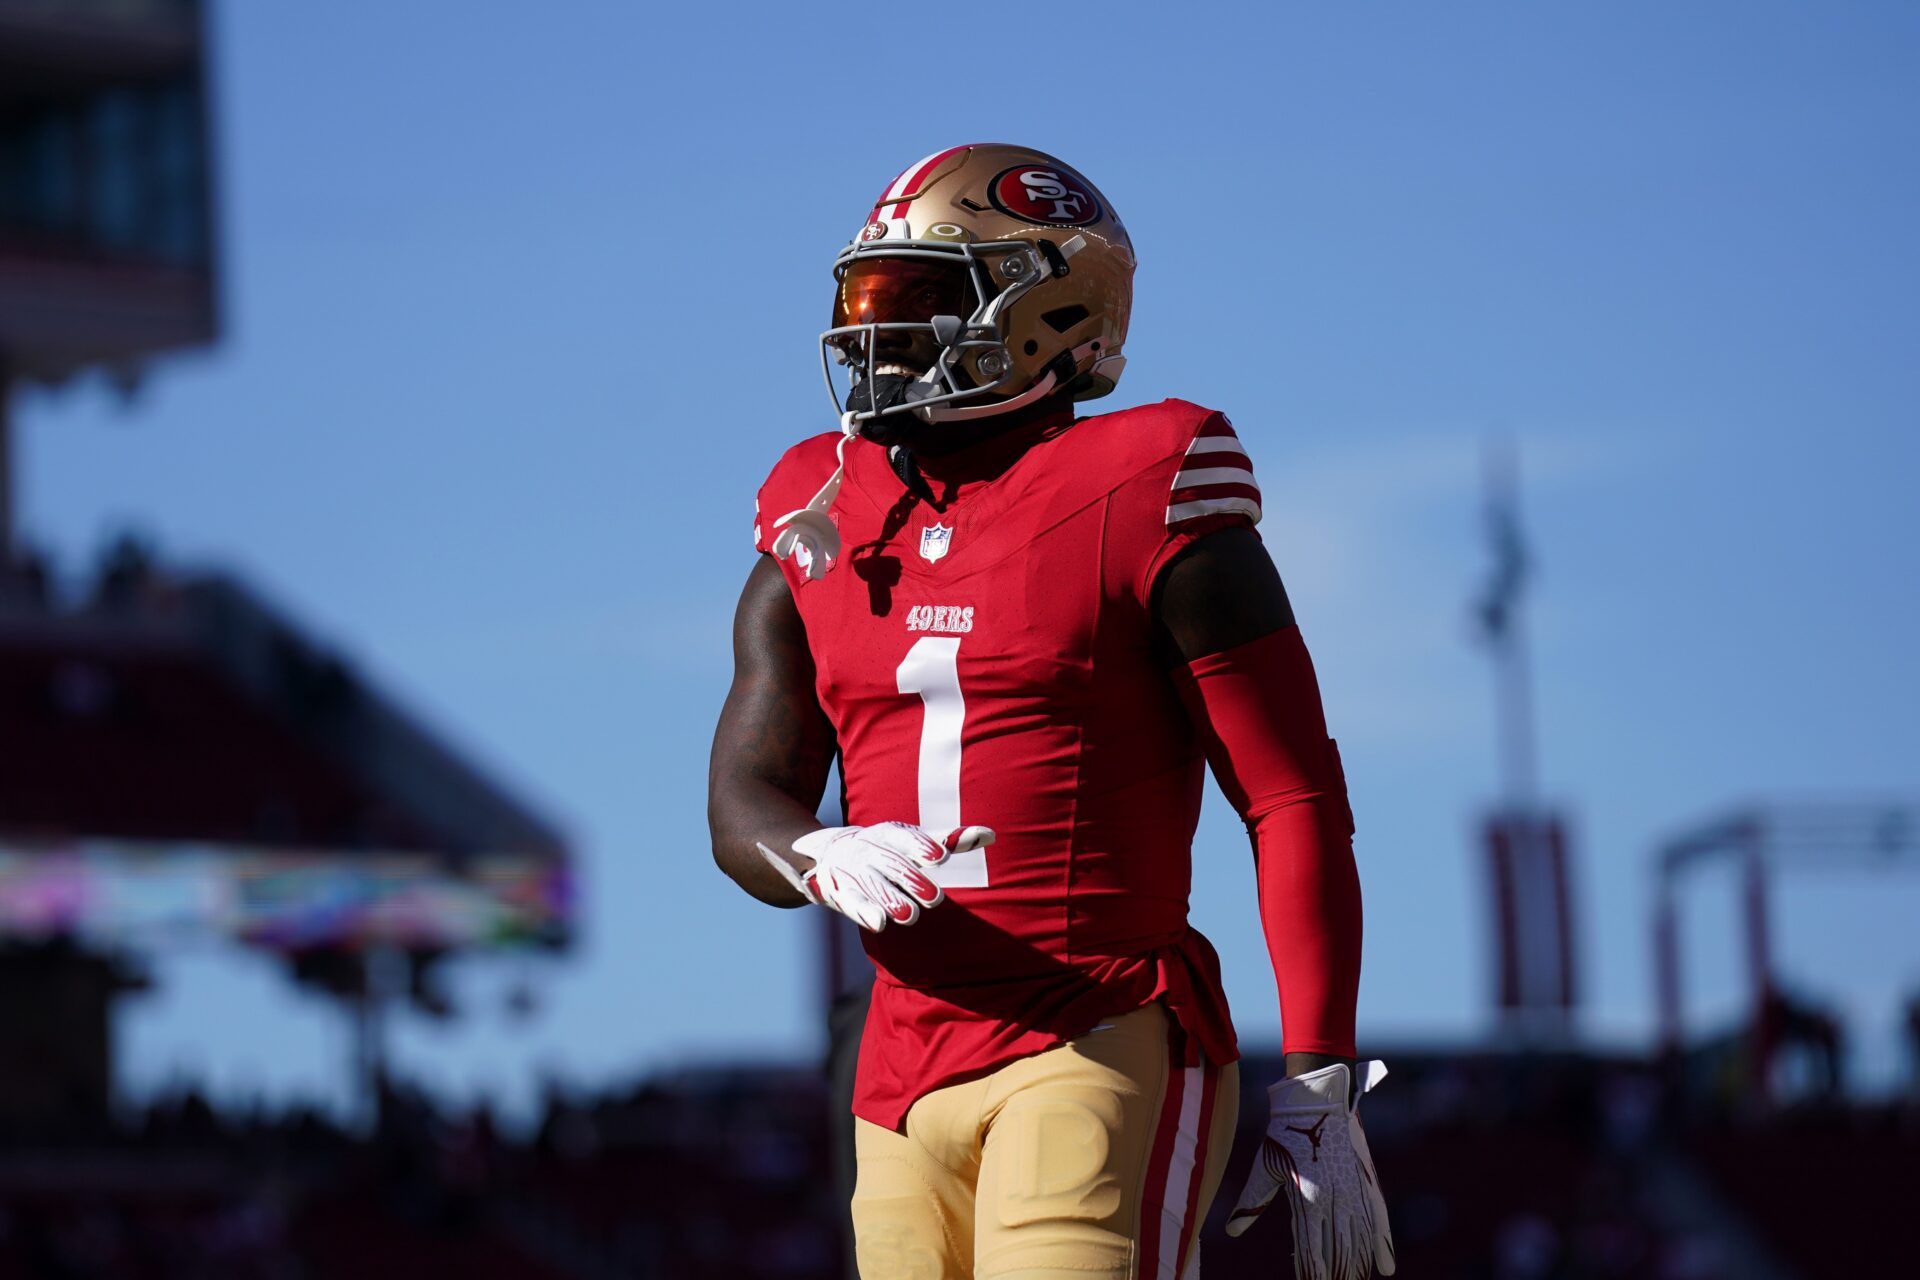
xmin=821 ymin=143 xmax=1135 ymax=425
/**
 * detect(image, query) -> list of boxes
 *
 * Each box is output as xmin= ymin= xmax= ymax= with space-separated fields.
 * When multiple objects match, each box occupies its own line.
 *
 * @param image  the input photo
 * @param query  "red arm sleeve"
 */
xmin=1173 ymin=624 xmax=1362 ymax=1058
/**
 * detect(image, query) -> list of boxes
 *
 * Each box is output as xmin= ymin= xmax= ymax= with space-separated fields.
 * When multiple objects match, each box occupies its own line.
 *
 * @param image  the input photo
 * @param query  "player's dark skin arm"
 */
xmin=707 ymin=554 xmax=838 ymax=906
xmin=1153 ymin=525 xmax=1360 ymax=1094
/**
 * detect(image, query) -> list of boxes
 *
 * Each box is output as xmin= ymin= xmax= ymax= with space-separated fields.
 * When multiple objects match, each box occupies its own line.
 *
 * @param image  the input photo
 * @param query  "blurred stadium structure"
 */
xmin=1474 ymin=443 xmax=1580 ymax=1045
xmin=0 ymin=2 xmax=577 ymax=1269
xmin=1653 ymin=802 xmax=1920 ymax=1106
xmin=1 ymin=3 xmax=1915 ymax=1278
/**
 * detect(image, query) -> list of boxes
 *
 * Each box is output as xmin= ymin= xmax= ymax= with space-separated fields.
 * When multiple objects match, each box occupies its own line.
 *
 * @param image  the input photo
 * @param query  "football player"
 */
xmin=709 ymin=144 xmax=1394 ymax=1280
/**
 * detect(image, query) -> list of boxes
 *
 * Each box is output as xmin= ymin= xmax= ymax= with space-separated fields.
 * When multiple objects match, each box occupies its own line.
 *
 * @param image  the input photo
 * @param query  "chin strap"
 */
xmin=914 ymin=366 xmax=1060 ymax=424
xmin=911 ymin=338 xmax=1104 ymax=425
xmin=769 ymin=412 xmax=860 ymax=581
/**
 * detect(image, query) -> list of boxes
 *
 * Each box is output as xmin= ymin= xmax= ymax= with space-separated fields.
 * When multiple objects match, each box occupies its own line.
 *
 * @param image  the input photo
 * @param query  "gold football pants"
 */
xmin=851 ymin=1002 xmax=1239 ymax=1280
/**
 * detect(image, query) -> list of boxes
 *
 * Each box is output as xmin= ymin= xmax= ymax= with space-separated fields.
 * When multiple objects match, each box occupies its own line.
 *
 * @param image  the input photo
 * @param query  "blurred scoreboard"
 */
xmin=0 ymin=566 xmax=576 ymax=957
xmin=0 ymin=840 xmax=572 ymax=952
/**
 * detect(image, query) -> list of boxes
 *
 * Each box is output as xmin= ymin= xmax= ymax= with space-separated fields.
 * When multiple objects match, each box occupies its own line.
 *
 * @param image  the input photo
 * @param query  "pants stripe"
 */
xmin=1173 ymin=1062 xmax=1221 ymax=1278
xmin=1136 ymin=1017 xmax=1215 ymax=1280
xmin=1133 ymin=1021 xmax=1184 ymax=1277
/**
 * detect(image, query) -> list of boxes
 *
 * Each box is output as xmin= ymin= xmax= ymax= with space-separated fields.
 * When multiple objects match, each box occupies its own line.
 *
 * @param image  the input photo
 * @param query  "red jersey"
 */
xmin=754 ymin=398 xmax=1262 ymax=1129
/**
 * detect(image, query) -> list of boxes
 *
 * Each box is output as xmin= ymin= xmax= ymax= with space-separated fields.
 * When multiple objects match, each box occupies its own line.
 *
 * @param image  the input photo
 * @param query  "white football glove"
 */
xmin=755 ymin=822 xmax=995 ymax=932
xmin=1226 ymin=1060 xmax=1395 ymax=1279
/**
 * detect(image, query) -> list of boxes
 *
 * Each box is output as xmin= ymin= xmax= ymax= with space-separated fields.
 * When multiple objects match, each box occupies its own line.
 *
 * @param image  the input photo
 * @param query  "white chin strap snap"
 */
xmin=769 ymin=413 xmax=860 ymax=581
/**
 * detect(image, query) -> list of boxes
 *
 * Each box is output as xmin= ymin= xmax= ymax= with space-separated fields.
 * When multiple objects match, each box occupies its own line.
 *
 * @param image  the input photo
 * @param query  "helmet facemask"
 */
xmin=821 ymin=238 xmax=1063 ymax=443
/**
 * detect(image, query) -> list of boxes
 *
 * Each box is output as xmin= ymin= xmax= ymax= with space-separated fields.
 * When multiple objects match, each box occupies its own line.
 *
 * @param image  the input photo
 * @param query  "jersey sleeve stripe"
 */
xmin=1165 ymin=412 xmax=1259 ymax=529
xmin=1171 ymin=482 xmax=1261 ymax=509
xmin=1183 ymin=436 xmax=1251 ymax=459
xmin=1167 ymin=496 xmax=1263 ymax=525
xmin=1172 ymin=465 xmax=1259 ymax=489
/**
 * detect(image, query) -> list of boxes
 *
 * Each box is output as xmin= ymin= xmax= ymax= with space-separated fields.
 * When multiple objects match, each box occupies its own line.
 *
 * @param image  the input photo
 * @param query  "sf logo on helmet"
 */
xmin=990 ymin=165 xmax=1100 ymax=227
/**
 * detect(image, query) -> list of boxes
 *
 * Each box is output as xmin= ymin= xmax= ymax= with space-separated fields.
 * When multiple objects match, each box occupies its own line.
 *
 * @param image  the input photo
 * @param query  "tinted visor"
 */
xmin=832 ymin=256 xmax=973 ymax=331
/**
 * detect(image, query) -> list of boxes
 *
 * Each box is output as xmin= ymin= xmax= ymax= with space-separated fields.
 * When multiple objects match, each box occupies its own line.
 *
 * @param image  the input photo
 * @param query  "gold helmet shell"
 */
xmin=821 ymin=143 xmax=1135 ymax=424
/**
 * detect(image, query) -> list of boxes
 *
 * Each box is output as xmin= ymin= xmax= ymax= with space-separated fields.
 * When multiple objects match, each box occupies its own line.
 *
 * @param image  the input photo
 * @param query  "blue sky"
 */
xmin=18 ymin=2 xmax=1920 ymax=1115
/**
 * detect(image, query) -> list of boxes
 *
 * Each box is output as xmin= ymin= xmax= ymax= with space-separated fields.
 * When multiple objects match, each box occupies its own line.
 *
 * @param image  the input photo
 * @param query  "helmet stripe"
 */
xmin=877 ymin=144 xmax=971 ymax=220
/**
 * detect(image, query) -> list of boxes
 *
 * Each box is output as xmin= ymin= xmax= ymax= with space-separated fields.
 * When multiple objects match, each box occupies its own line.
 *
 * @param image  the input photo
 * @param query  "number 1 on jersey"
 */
xmin=896 ymin=637 xmax=988 ymax=888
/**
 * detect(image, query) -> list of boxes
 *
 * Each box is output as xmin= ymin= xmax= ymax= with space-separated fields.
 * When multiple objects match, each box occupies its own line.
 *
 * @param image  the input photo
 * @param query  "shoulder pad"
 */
xmin=1077 ymin=401 xmax=1261 ymax=603
xmin=1051 ymin=399 xmax=1259 ymax=525
xmin=1056 ymin=398 xmax=1226 ymax=479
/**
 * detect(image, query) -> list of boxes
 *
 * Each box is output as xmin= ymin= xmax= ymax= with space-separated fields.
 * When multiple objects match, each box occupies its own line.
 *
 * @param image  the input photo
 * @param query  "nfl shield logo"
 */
xmin=919 ymin=523 xmax=953 ymax=564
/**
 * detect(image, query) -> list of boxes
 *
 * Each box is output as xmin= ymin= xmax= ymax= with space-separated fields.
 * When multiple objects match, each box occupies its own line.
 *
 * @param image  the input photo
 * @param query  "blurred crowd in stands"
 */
xmin=0 ymin=1030 xmax=1914 ymax=1280
xmin=0 ymin=1067 xmax=837 ymax=1279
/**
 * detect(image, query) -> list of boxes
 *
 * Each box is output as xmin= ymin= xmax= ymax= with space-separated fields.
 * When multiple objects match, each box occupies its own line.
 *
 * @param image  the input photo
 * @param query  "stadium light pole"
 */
xmin=1474 ymin=438 xmax=1579 ymax=1038
xmin=1479 ymin=438 xmax=1538 ymax=809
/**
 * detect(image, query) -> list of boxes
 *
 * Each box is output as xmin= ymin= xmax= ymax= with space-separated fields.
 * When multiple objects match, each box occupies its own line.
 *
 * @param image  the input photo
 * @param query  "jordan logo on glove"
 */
xmin=1284 ymin=1114 xmax=1329 ymax=1161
